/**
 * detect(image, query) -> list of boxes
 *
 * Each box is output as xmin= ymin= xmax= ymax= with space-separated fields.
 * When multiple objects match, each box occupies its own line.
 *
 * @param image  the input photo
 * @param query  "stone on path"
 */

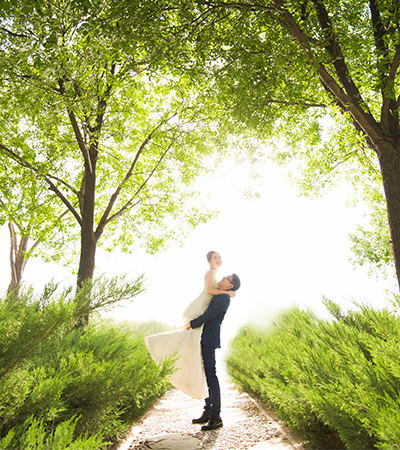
xmin=146 ymin=433 xmax=200 ymax=450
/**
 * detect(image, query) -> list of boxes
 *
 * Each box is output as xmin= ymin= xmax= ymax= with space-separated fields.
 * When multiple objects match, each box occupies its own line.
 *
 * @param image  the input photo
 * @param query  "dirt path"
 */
xmin=114 ymin=374 xmax=308 ymax=450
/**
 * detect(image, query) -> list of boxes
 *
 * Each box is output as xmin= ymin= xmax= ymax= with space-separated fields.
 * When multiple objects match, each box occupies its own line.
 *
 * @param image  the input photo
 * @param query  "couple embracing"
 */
xmin=145 ymin=251 xmax=241 ymax=431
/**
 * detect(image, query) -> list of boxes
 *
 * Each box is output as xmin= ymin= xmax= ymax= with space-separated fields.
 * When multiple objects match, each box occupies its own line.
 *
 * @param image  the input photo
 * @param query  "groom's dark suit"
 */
xmin=190 ymin=293 xmax=231 ymax=420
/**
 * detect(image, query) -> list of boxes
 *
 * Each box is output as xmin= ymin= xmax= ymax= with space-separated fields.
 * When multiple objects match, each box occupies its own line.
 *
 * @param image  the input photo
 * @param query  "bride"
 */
xmin=145 ymin=251 xmax=236 ymax=399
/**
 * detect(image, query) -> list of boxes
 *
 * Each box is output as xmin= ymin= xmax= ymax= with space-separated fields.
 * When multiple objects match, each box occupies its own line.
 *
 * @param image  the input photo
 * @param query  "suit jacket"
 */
xmin=190 ymin=293 xmax=231 ymax=348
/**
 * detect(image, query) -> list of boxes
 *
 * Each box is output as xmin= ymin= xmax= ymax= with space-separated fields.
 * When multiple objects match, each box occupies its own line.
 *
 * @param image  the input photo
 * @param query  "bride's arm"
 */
xmin=206 ymin=271 xmax=235 ymax=298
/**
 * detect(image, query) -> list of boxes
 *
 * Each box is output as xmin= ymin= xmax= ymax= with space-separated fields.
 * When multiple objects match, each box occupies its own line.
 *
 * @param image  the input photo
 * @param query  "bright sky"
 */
xmin=0 ymin=157 xmax=397 ymax=346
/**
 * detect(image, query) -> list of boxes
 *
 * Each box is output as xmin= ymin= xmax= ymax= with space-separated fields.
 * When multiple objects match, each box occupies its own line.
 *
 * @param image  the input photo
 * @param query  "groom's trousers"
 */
xmin=202 ymin=344 xmax=221 ymax=419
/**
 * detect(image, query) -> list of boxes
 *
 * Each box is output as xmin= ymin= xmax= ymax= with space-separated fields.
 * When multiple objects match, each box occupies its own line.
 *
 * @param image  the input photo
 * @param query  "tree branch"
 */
xmin=57 ymin=77 xmax=92 ymax=171
xmin=47 ymin=174 xmax=80 ymax=197
xmin=369 ymin=0 xmax=389 ymax=60
xmin=369 ymin=0 xmax=398 ymax=128
xmin=95 ymin=114 xmax=177 ymax=238
xmin=68 ymin=108 xmax=93 ymax=172
xmin=0 ymin=144 xmax=82 ymax=225
xmin=0 ymin=26 xmax=29 ymax=39
xmin=309 ymin=0 xmax=366 ymax=110
xmin=198 ymin=1 xmax=273 ymax=13
xmin=95 ymin=138 xmax=175 ymax=238
xmin=173 ymin=3 xmax=230 ymax=39
xmin=389 ymin=49 xmax=400 ymax=83
xmin=267 ymin=0 xmax=382 ymax=148
xmin=7 ymin=222 xmax=20 ymax=290
xmin=99 ymin=199 xmax=142 ymax=230
xmin=211 ymin=0 xmax=352 ymax=125
xmin=264 ymin=99 xmax=327 ymax=108
xmin=94 ymin=63 xmax=116 ymax=135
xmin=383 ymin=43 xmax=400 ymax=127
xmin=26 ymin=206 xmax=73 ymax=256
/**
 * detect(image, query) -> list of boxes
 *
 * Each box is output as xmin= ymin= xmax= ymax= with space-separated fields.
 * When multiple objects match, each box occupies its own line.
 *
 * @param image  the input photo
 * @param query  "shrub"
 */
xmin=0 ymin=278 xmax=174 ymax=449
xmin=0 ymin=416 xmax=107 ymax=450
xmin=226 ymin=299 xmax=400 ymax=450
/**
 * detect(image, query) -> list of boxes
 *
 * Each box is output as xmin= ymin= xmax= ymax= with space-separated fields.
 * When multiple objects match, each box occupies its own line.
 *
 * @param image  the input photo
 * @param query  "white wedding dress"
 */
xmin=145 ymin=269 xmax=217 ymax=399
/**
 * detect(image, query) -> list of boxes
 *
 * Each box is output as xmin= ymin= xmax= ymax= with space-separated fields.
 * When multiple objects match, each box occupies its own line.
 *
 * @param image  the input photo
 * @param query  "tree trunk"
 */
xmin=7 ymin=222 xmax=29 ymax=295
xmin=75 ymin=153 xmax=98 ymax=328
xmin=376 ymin=141 xmax=400 ymax=289
xmin=75 ymin=227 xmax=97 ymax=328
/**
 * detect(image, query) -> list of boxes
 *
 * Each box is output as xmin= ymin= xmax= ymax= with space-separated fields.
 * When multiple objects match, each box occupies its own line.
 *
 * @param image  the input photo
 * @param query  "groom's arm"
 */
xmin=189 ymin=294 xmax=230 ymax=329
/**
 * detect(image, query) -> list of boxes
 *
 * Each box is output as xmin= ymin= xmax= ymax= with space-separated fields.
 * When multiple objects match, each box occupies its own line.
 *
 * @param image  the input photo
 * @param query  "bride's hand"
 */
xmin=227 ymin=291 xmax=236 ymax=298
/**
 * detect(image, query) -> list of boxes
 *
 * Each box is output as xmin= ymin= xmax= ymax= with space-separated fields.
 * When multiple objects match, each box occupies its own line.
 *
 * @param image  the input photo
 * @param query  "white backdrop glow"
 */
xmin=0 ymin=160 xmax=396 ymax=346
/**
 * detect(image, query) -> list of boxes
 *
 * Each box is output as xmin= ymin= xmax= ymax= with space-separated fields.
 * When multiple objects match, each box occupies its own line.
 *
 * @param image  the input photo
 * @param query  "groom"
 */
xmin=184 ymin=273 xmax=241 ymax=431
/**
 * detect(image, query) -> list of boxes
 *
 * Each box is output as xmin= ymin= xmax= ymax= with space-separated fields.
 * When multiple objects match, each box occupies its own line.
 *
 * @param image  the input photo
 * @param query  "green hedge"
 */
xmin=0 ymin=282 xmax=174 ymax=449
xmin=226 ymin=299 xmax=400 ymax=450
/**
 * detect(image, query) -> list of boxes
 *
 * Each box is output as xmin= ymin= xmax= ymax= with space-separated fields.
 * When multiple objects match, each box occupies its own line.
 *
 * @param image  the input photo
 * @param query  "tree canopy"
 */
xmin=2 ymin=0 xmax=399 ymax=299
xmin=0 ymin=0 xmax=239 ymax=322
xmin=168 ymin=0 xmax=400 ymax=286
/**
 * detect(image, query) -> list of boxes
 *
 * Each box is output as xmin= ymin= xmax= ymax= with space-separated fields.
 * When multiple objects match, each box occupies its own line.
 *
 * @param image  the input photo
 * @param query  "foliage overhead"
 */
xmin=168 ymin=0 xmax=400 ymax=281
xmin=0 ymin=0 xmax=238 ymax=284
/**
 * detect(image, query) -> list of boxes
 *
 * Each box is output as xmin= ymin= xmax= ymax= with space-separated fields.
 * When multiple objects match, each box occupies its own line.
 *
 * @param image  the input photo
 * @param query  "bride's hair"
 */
xmin=206 ymin=250 xmax=217 ymax=262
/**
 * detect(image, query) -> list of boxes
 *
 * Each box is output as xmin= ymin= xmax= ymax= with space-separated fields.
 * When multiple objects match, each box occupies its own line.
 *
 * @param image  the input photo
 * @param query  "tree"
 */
xmin=0 ymin=154 xmax=73 ymax=294
xmin=0 ymin=0 xmax=224 ymax=325
xmin=173 ymin=0 xmax=400 ymax=288
xmin=348 ymin=183 xmax=394 ymax=278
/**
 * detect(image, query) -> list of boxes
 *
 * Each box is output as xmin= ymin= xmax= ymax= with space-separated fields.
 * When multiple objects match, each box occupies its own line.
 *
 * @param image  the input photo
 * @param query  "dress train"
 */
xmin=145 ymin=270 xmax=217 ymax=399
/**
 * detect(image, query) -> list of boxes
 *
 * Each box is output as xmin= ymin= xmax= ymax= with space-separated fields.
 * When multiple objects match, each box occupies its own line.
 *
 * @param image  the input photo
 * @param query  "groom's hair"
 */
xmin=230 ymin=273 xmax=241 ymax=291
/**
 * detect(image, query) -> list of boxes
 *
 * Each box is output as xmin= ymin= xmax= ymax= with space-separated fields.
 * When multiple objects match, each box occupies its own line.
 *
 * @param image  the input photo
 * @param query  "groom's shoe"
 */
xmin=192 ymin=411 xmax=211 ymax=424
xmin=201 ymin=416 xmax=223 ymax=431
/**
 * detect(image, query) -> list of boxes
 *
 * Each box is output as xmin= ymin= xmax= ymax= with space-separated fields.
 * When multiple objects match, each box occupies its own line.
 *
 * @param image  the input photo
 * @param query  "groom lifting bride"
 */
xmin=145 ymin=251 xmax=240 ymax=432
xmin=184 ymin=273 xmax=241 ymax=431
